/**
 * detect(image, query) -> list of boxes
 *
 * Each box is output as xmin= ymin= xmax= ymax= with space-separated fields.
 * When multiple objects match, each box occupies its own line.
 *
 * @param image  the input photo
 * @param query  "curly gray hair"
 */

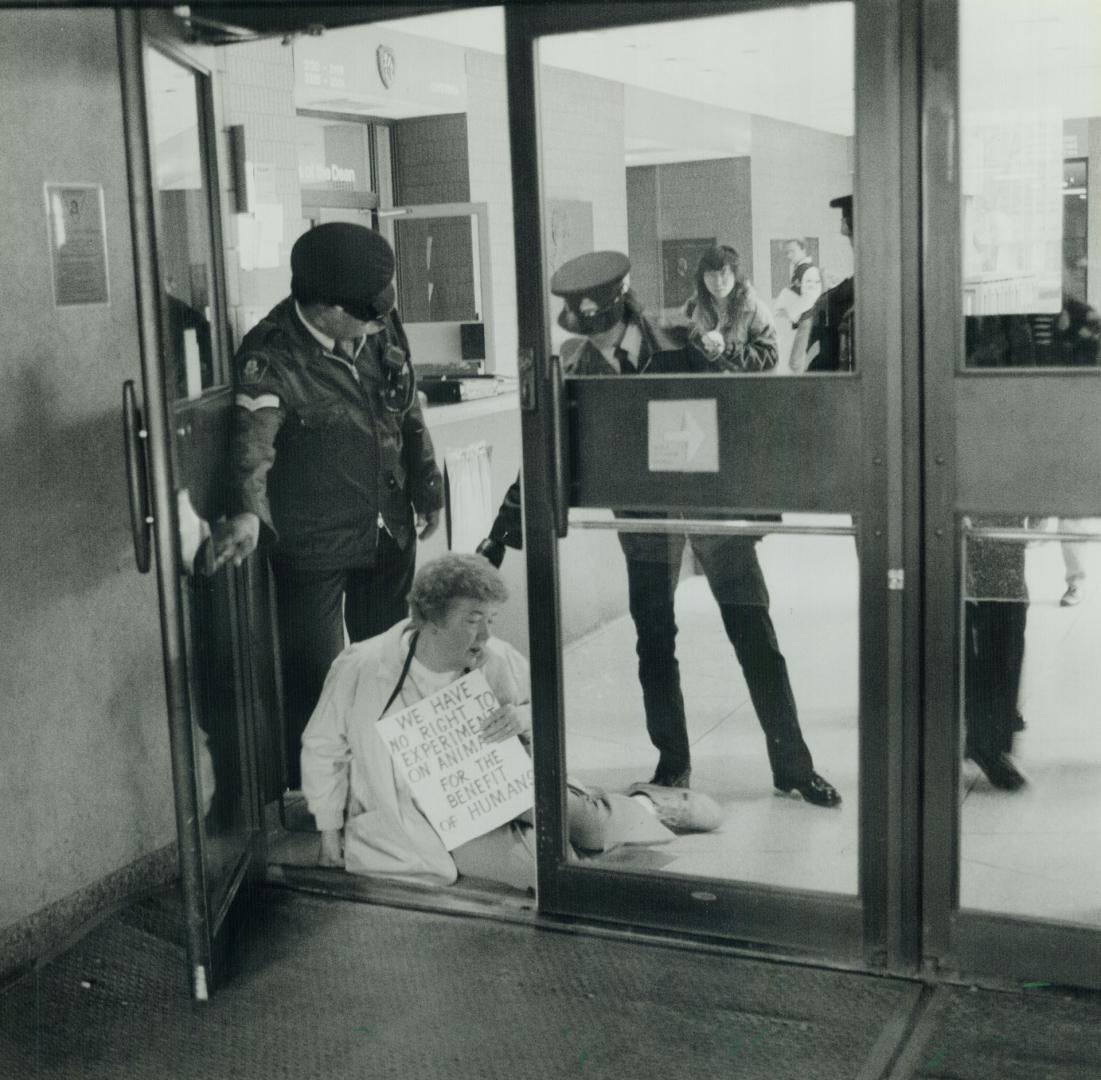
xmin=408 ymin=553 xmax=509 ymax=626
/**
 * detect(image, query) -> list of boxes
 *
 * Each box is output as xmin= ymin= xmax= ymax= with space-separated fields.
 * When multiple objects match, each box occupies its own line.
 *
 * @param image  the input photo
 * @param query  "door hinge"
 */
xmin=887 ymin=568 xmax=905 ymax=591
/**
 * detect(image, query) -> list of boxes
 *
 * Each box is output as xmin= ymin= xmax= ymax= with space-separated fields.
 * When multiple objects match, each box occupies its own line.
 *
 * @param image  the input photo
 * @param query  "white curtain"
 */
xmin=445 ymin=441 xmax=494 ymax=553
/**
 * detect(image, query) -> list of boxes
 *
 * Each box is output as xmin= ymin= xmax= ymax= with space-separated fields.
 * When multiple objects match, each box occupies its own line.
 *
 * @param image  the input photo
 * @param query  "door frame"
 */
xmin=504 ymin=0 xmax=922 ymax=970
xmin=116 ymin=8 xmax=262 ymax=1000
xmin=920 ymin=0 xmax=1101 ymax=990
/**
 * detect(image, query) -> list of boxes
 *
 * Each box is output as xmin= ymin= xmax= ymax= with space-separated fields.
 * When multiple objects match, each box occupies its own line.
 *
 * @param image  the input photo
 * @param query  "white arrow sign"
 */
xmin=647 ymin=399 xmax=719 ymax=473
xmin=663 ymin=409 xmax=706 ymax=461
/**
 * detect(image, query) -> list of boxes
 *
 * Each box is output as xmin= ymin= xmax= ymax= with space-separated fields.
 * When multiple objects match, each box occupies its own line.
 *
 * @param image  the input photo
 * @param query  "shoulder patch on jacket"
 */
xmin=235 ymin=391 xmax=281 ymax=412
xmin=240 ymin=356 xmax=268 ymax=384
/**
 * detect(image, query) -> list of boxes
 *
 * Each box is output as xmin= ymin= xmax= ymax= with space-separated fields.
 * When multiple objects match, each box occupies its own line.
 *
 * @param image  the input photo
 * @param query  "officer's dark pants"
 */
xmin=964 ymin=599 xmax=1027 ymax=761
xmin=623 ymin=535 xmax=814 ymax=787
xmin=273 ymin=530 xmax=416 ymax=790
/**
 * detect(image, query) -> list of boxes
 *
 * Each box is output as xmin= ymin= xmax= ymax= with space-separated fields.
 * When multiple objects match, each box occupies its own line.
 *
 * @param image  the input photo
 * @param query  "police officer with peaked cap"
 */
xmin=476 ymin=252 xmax=699 ymax=565
xmin=211 ymin=221 xmax=443 ymax=789
xmin=477 ymin=250 xmax=840 ymax=806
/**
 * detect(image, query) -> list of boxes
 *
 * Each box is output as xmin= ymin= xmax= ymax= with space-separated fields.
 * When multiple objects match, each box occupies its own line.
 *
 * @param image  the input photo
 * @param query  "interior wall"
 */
xmin=213 ymin=37 xmax=303 ymax=344
xmin=0 ymin=9 xmax=174 ymax=933
xmin=465 ymin=48 xmax=517 ymax=380
xmin=625 ymin=166 xmax=661 ymax=313
xmin=627 ymin=158 xmax=754 ymax=318
xmin=1088 ymin=118 xmax=1101 ymax=312
xmin=749 ymin=115 xmax=855 ymax=300
xmin=538 ymin=66 xmax=629 ymax=355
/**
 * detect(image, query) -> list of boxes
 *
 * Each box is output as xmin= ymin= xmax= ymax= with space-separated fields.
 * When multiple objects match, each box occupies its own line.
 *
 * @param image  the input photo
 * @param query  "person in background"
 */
xmin=805 ymin=194 xmax=855 ymax=372
xmin=478 ymin=251 xmax=840 ymax=807
xmin=784 ymin=237 xmax=813 ymax=288
xmin=963 ymin=518 xmax=1029 ymax=791
xmin=301 ymin=554 xmax=721 ymax=890
xmin=682 ymin=244 xmax=779 ymax=372
xmin=778 ymin=262 xmax=824 ymax=374
xmin=210 ymin=222 xmax=443 ymax=790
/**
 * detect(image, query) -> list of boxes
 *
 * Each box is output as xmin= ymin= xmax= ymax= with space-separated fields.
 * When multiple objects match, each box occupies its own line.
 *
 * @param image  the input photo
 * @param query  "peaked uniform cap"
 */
xmin=550 ymin=251 xmax=630 ymax=317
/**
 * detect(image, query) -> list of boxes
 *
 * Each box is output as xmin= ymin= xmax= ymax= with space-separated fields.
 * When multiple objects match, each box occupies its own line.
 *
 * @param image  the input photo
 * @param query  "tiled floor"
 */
xmin=562 ymin=529 xmax=861 ymax=896
xmin=563 ymin=529 xmax=1101 ymax=928
xmin=268 ymin=526 xmax=1100 ymax=928
xmin=959 ymin=535 xmax=1101 ymax=926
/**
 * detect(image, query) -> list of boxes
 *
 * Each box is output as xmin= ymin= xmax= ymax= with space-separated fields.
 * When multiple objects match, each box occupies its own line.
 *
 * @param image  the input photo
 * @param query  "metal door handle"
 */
xmin=548 ymin=353 xmax=569 ymax=538
xmin=122 ymin=379 xmax=153 ymax=573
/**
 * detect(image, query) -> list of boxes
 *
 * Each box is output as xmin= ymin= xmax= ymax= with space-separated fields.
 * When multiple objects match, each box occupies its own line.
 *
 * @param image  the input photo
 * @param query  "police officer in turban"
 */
xmin=212 ymin=222 xmax=442 ymax=789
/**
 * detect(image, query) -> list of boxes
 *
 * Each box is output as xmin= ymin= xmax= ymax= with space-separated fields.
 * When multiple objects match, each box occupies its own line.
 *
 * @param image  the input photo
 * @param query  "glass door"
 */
xmin=118 ymin=12 xmax=269 ymax=1000
xmin=922 ymin=0 xmax=1101 ymax=988
xmin=506 ymin=0 xmax=916 ymax=966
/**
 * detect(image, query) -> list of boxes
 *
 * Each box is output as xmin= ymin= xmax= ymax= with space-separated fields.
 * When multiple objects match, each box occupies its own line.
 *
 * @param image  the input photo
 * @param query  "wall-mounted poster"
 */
xmin=661 ymin=238 xmax=714 ymax=310
xmin=769 ymin=236 xmax=820 ymax=300
xmin=44 ymin=183 xmax=109 ymax=306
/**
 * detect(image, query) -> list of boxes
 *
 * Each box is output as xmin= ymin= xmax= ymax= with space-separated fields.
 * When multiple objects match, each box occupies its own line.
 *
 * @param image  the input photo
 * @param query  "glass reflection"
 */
xmin=560 ymin=517 xmax=858 ymax=894
xmin=184 ymin=570 xmax=251 ymax=904
xmin=537 ymin=4 xmax=855 ymax=375
xmin=145 ymin=48 xmax=218 ymax=397
xmin=394 ymin=214 xmax=478 ymax=324
xmin=960 ymin=0 xmax=1101 ymax=367
xmin=960 ymin=521 xmax=1101 ymax=926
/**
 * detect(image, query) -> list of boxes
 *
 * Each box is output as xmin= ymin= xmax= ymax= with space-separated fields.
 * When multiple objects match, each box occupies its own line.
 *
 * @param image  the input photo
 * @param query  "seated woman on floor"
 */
xmin=301 ymin=553 xmax=721 ymax=891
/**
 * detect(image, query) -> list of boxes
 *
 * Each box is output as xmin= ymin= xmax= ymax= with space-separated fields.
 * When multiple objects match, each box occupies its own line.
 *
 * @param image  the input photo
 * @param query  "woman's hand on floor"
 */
xmin=318 ymin=828 xmax=345 ymax=867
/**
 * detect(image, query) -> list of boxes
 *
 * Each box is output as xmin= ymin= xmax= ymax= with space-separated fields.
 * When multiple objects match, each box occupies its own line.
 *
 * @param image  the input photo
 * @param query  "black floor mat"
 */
xmin=2 ymin=886 xmax=915 ymax=1080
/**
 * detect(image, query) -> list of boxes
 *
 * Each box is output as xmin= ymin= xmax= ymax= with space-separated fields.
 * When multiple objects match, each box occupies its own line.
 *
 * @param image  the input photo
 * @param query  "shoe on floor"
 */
xmin=649 ymin=767 xmax=691 ymax=789
xmin=774 ymin=772 xmax=842 ymax=808
xmin=1060 ymin=583 xmax=1082 ymax=607
xmin=972 ymin=751 xmax=1027 ymax=791
xmin=627 ymin=783 xmax=722 ymax=832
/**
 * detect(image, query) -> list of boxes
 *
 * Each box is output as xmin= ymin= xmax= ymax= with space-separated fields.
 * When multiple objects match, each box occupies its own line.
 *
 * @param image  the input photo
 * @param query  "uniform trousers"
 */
xmin=964 ymin=599 xmax=1027 ymax=760
xmin=273 ymin=529 xmax=416 ymax=789
xmin=623 ymin=540 xmax=815 ymax=787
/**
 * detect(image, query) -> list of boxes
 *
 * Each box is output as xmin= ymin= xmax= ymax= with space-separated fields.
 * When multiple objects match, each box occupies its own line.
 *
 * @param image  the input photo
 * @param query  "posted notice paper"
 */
xmin=376 ymin=668 xmax=534 ymax=850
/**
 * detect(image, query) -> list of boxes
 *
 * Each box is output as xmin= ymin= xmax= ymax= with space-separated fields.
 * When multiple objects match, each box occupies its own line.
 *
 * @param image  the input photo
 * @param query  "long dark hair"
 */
xmin=691 ymin=245 xmax=748 ymax=330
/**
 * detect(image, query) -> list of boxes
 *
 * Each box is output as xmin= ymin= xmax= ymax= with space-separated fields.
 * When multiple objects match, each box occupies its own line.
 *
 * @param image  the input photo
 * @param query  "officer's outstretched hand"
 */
xmin=209 ymin=512 xmax=260 ymax=571
xmin=417 ymin=509 xmax=440 ymax=541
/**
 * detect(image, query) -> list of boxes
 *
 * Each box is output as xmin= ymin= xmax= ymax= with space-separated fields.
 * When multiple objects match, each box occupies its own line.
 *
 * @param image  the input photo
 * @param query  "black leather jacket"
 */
xmin=227 ymin=297 xmax=442 ymax=570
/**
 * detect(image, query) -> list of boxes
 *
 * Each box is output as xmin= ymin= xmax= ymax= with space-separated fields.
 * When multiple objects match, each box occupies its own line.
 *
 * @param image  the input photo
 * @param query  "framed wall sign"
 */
xmin=661 ymin=237 xmax=714 ymax=310
xmin=44 ymin=183 xmax=110 ymax=306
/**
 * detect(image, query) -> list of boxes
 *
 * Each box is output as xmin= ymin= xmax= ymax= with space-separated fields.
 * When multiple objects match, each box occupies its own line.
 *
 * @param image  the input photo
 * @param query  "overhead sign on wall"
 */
xmin=44 ymin=183 xmax=109 ymax=306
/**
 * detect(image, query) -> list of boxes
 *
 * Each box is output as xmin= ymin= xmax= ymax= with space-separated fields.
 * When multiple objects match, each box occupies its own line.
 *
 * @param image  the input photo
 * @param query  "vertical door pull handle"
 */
xmin=548 ymin=352 xmax=570 ymax=539
xmin=122 ymin=379 xmax=153 ymax=573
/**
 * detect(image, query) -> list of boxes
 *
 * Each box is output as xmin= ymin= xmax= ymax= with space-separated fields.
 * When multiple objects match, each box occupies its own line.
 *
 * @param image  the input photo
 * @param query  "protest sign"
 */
xmin=376 ymin=668 xmax=534 ymax=850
